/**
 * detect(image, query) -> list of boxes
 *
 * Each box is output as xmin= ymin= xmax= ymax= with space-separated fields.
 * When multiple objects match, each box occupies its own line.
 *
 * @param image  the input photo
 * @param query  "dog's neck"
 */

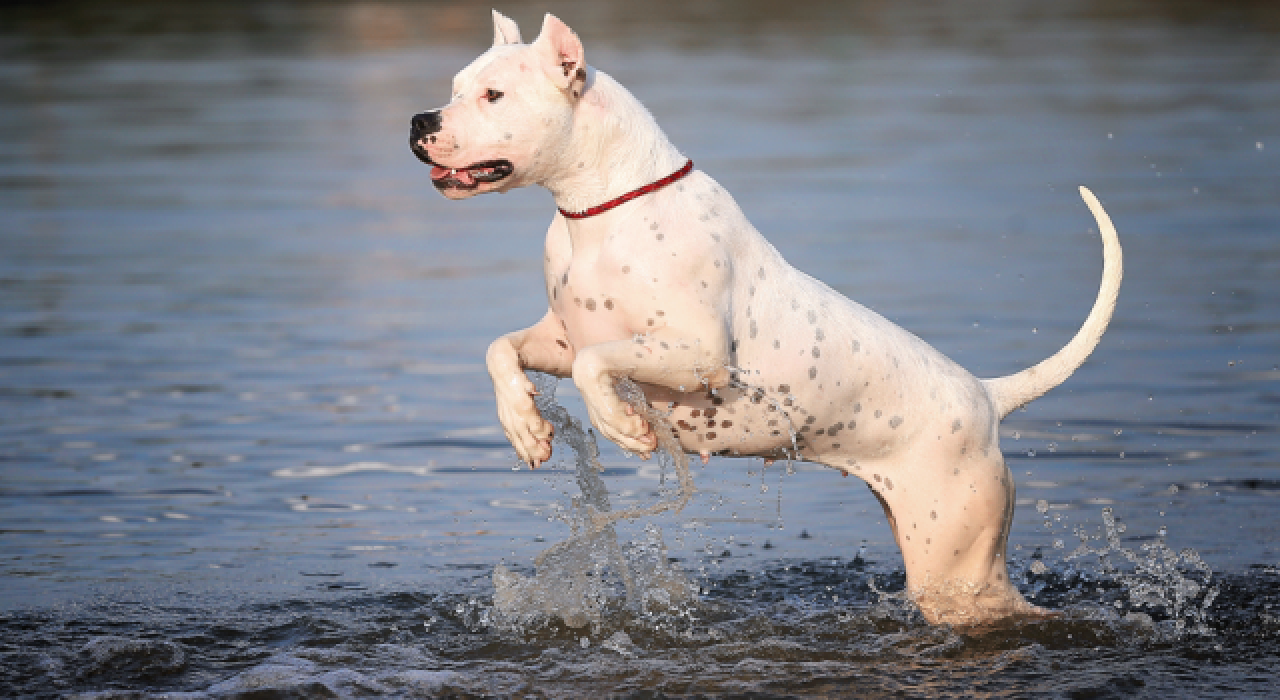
xmin=540 ymin=69 xmax=686 ymax=222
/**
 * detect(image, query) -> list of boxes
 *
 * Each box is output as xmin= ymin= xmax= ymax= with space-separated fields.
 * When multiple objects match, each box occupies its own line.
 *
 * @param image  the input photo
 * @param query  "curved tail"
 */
xmin=983 ymin=186 xmax=1123 ymax=419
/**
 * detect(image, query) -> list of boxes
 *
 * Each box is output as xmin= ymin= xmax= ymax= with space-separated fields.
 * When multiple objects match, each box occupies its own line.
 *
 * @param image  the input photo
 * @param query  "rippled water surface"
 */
xmin=2 ymin=0 xmax=1279 ymax=696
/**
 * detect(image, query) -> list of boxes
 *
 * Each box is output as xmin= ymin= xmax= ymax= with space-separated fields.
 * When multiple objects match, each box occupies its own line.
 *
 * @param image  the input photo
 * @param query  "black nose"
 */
xmin=410 ymin=110 xmax=442 ymax=135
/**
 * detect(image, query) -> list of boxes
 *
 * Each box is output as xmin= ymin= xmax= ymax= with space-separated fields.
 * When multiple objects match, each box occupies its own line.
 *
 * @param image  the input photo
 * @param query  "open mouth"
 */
xmin=429 ymin=160 xmax=514 ymax=190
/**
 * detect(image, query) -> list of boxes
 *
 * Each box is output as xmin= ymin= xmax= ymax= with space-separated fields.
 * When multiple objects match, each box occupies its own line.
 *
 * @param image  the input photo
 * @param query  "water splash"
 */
xmin=492 ymin=372 xmax=696 ymax=633
xmin=1063 ymin=507 xmax=1219 ymax=638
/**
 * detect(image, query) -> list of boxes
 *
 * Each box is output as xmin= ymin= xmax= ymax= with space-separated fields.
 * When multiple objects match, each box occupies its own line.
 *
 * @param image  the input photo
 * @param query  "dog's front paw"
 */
xmin=587 ymin=399 xmax=658 ymax=457
xmin=494 ymin=373 xmax=554 ymax=468
xmin=599 ymin=399 xmax=660 ymax=457
xmin=575 ymin=380 xmax=657 ymax=457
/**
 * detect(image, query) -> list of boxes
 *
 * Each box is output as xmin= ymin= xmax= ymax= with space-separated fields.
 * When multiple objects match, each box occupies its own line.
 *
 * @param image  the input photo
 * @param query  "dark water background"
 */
xmin=1 ymin=0 xmax=1278 ymax=696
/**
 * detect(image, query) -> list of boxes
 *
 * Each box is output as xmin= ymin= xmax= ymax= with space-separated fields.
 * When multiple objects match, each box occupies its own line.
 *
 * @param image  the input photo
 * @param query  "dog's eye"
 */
xmin=485 ymin=89 xmax=504 ymax=104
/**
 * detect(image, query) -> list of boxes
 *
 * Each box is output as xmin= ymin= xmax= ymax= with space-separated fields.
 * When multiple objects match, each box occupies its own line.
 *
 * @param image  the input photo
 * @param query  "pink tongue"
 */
xmin=431 ymin=166 xmax=476 ymax=185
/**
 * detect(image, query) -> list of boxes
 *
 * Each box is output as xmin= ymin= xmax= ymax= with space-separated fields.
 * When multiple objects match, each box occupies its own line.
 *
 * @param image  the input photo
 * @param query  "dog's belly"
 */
xmin=638 ymin=384 xmax=797 ymax=457
xmin=639 ymin=368 xmax=990 ymax=463
xmin=654 ymin=265 xmax=998 ymax=464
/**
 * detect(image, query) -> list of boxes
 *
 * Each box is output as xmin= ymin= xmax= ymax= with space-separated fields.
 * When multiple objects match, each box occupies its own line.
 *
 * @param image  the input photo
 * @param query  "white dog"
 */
xmin=409 ymin=11 xmax=1122 ymax=625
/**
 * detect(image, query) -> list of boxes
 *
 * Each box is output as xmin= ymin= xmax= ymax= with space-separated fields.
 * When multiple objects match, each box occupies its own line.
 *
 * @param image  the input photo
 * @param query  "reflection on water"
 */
xmin=1 ymin=0 xmax=1279 ymax=695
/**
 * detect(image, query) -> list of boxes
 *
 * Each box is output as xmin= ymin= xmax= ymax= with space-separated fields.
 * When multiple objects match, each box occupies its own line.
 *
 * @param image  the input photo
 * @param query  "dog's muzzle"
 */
xmin=408 ymin=109 xmax=514 ymax=191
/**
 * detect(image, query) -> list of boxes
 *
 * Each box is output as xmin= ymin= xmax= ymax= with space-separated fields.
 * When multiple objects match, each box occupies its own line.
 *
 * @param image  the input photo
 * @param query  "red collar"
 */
xmin=557 ymin=159 xmax=694 ymax=220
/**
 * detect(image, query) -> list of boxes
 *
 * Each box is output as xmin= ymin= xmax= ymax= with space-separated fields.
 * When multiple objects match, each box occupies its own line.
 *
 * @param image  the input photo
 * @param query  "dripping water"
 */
xmin=491 ymin=372 xmax=697 ymax=631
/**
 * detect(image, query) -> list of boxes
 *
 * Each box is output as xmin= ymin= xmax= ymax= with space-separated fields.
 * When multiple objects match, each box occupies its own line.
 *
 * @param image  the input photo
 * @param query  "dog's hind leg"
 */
xmin=837 ymin=447 xmax=1033 ymax=625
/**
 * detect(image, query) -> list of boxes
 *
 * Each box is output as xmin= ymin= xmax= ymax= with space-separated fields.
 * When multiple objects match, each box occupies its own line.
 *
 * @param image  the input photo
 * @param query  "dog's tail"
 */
xmin=983 ymin=186 xmax=1123 ymax=420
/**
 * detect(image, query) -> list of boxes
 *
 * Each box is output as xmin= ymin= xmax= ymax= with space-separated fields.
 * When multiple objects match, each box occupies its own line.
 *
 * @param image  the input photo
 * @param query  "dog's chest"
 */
xmin=545 ymin=258 xmax=639 ymax=349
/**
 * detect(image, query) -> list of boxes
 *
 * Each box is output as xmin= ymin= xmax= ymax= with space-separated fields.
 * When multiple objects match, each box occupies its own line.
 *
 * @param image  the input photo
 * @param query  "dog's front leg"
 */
xmin=571 ymin=332 xmax=730 ymax=458
xmin=486 ymin=309 xmax=574 ymax=468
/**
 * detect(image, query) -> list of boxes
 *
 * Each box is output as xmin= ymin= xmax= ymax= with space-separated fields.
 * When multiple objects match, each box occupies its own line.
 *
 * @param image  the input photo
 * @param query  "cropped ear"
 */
xmin=491 ymin=9 xmax=522 ymax=46
xmin=531 ymin=13 xmax=587 ymax=97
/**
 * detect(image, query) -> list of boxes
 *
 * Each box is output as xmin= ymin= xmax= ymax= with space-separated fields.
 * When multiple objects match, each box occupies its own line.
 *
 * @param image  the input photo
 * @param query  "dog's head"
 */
xmin=409 ymin=11 xmax=589 ymax=199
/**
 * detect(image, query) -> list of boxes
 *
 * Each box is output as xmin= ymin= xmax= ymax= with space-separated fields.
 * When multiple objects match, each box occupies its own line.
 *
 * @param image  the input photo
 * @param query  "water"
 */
xmin=491 ymin=374 xmax=696 ymax=632
xmin=2 ymin=0 xmax=1279 ymax=696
